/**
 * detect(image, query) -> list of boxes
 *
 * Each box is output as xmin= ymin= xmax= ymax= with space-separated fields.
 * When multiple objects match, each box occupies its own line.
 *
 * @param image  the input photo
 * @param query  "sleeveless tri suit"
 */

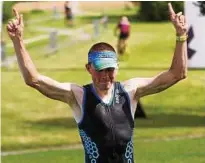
xmin=78 ymin=82 xmax=135 ymax=163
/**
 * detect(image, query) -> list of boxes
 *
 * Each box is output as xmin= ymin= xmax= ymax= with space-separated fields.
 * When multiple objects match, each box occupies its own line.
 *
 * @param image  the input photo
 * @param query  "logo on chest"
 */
xmin=115 ymin=89 xmax=120 ymax=104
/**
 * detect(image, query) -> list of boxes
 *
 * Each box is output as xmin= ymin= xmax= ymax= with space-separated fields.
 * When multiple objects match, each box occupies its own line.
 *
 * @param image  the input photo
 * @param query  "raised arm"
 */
xmin=6 ymin=9 xmax=81 ymax=106
xmin=123 ymin=3 xmax=188 ymax=99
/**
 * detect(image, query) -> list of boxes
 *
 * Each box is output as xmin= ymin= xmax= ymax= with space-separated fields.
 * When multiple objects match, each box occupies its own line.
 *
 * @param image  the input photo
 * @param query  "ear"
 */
xmin=85 ymin=64 xmax=91 ymax=74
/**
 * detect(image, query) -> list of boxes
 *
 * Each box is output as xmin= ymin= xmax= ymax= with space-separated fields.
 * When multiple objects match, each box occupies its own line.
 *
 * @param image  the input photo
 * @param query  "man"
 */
xmin=7 ymin=3 xmax=187 ymax=163
xmin=114 ymin=16 xmax=130 ymax=55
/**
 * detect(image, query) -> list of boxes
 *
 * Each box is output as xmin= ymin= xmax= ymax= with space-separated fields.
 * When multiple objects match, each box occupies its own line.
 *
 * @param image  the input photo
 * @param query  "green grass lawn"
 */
xmin=2 ymin=68 xmax=205 ymax=151
xmin=2 ymin=138 xmax=205 ymax=163
xmin=1 ymin=5 xmax=205 ymax=163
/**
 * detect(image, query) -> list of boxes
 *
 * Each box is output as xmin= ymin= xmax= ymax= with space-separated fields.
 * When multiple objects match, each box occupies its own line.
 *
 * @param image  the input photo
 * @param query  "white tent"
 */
xmin=185 ymin=1 xmax=205 ymax=68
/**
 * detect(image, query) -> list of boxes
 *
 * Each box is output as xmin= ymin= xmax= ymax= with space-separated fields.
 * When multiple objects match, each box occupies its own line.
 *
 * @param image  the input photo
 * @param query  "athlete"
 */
xmin=115 ymin=16 xmax=130 ymax=55
xmin=7 ymin=3 xmax=187 ymax=163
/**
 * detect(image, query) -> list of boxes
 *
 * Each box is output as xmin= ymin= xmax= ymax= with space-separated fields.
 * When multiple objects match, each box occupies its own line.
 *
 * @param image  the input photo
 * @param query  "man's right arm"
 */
xmin=7 ymin=9 xmax=82 ymax=107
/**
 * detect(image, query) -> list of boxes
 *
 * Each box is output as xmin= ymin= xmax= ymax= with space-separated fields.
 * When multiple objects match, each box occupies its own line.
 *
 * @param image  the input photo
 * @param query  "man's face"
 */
xmin=86 ymin=64 xmax=118 ymax=91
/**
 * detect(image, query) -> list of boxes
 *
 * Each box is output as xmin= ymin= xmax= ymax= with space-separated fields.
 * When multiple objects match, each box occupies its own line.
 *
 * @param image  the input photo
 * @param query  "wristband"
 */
xmin=176 ymin=35 xmax=188 ymax=42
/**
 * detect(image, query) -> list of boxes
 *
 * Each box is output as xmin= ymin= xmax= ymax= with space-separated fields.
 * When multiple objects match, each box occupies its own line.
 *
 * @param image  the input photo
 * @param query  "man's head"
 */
xmin=86 ymin=42 xmax=118 ymax=91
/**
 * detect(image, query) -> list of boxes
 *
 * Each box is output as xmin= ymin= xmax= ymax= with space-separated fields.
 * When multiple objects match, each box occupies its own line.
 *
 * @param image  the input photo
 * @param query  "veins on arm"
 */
xmin=135 ymin=71 xmax=181 ymax=98
xmin=32 ymin=74 xmax=80 ymax=106
xmin=124 ymin=70 xmax=181 ymax=99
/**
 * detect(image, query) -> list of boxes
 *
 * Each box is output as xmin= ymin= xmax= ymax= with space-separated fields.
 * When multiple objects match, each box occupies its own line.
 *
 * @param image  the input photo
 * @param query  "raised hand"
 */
xmin=168 ymin=3 xmax=187 ymax=36
xmin=7 ymin=8 xmax=24 ymax=40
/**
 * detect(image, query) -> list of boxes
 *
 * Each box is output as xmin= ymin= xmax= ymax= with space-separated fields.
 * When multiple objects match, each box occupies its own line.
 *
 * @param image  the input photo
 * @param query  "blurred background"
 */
xmin=1 ymin=1 xmax=205 ymax=163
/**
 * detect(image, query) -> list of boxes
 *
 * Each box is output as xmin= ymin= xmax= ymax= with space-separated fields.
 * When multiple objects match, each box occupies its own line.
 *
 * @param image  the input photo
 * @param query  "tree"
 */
xmin=194 ymin=1 xmax=205 ymax=16
xmin=138 ymin=1 xmax=184 ymax=21
xmin=3 ymin=1 xmax=18 ymax=23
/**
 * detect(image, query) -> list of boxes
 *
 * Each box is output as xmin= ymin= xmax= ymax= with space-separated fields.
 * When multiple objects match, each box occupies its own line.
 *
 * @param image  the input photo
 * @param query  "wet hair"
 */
xmin=88 ymin=42 xmax=116 ymax=54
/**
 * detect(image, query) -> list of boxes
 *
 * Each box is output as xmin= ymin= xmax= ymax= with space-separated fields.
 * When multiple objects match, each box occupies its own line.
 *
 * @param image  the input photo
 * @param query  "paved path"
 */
xmin=7 ymin=24 xmax=92 ymax=48
xmin=2 ymin=24 xmax=93 ymax=67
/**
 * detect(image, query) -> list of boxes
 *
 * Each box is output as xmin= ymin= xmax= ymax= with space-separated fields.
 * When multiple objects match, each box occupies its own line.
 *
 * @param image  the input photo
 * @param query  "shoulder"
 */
xmin=119 ymin=80 xmax=138 ymax=110
xmin=120 ymin=78 xmax=146 ymax=99
xmin=120 ymin=79 xmax=137 ymax=93
xmin=70 ymin=83 xmax=84 ymax=98
xmin=63 ymin=83 xmax=85 ymax=110
xmin=118 ymin=80 xmax=136 ymax=100
xmin=71 ymin=84 xmax=91 ymax=104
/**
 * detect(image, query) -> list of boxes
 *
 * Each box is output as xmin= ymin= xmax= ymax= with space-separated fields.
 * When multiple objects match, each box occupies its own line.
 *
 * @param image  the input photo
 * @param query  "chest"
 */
xmin=85 ymin=91 xmax=132 ymax=127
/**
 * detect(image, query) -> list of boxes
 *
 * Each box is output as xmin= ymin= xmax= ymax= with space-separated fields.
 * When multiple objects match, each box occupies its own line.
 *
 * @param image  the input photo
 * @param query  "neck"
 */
xmin=92 ymin=83 xmax=114 ymax=98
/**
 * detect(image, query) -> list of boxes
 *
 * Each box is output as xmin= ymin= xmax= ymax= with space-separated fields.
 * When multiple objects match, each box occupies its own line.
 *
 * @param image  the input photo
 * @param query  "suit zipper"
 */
xmin=107 ymin=105 xmax=115 ymax=142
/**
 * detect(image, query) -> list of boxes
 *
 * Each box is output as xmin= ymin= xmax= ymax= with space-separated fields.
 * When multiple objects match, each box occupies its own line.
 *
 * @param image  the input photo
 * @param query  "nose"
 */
xmin=101 ymin=69 xmax=110 ymax=78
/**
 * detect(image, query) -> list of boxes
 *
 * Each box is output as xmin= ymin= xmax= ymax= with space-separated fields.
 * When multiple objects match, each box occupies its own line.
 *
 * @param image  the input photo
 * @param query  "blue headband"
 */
xmin=88 ymin=51 xmax=117 ymax=63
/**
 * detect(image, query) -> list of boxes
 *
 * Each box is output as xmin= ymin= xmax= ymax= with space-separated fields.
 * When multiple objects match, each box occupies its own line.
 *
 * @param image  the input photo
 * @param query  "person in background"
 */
xmin=64 ymin=1 xmax=73 ymax=27
xmin=114 ymin=16 xmax=130 ymax=55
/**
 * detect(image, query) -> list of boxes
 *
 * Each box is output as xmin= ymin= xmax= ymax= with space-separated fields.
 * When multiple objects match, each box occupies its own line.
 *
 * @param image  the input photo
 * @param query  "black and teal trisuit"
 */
xmin=77 ymin=82 xmax=135 ymax=163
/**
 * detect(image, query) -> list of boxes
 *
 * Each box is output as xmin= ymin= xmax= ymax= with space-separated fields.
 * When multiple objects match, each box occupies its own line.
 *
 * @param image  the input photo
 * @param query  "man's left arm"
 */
xmin=123 ymin=3 xmax=188 ymax=99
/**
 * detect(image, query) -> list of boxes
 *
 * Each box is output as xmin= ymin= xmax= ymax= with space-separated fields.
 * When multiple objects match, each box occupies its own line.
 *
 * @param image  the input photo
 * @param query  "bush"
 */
xmin=30 ymin=9 xmax=44 ymax=14
xmin=138 ymin=1 xmax=184 ymax=21
xmin=2 ymin=1 xmax=17 ymax=23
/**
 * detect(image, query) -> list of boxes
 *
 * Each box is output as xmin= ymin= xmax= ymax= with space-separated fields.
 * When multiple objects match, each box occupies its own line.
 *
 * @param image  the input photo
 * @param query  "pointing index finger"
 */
xmin=13 ymin=8 xmax=19 ymax=20
xmin=168 ymin=3 xmax=175 ymax=15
